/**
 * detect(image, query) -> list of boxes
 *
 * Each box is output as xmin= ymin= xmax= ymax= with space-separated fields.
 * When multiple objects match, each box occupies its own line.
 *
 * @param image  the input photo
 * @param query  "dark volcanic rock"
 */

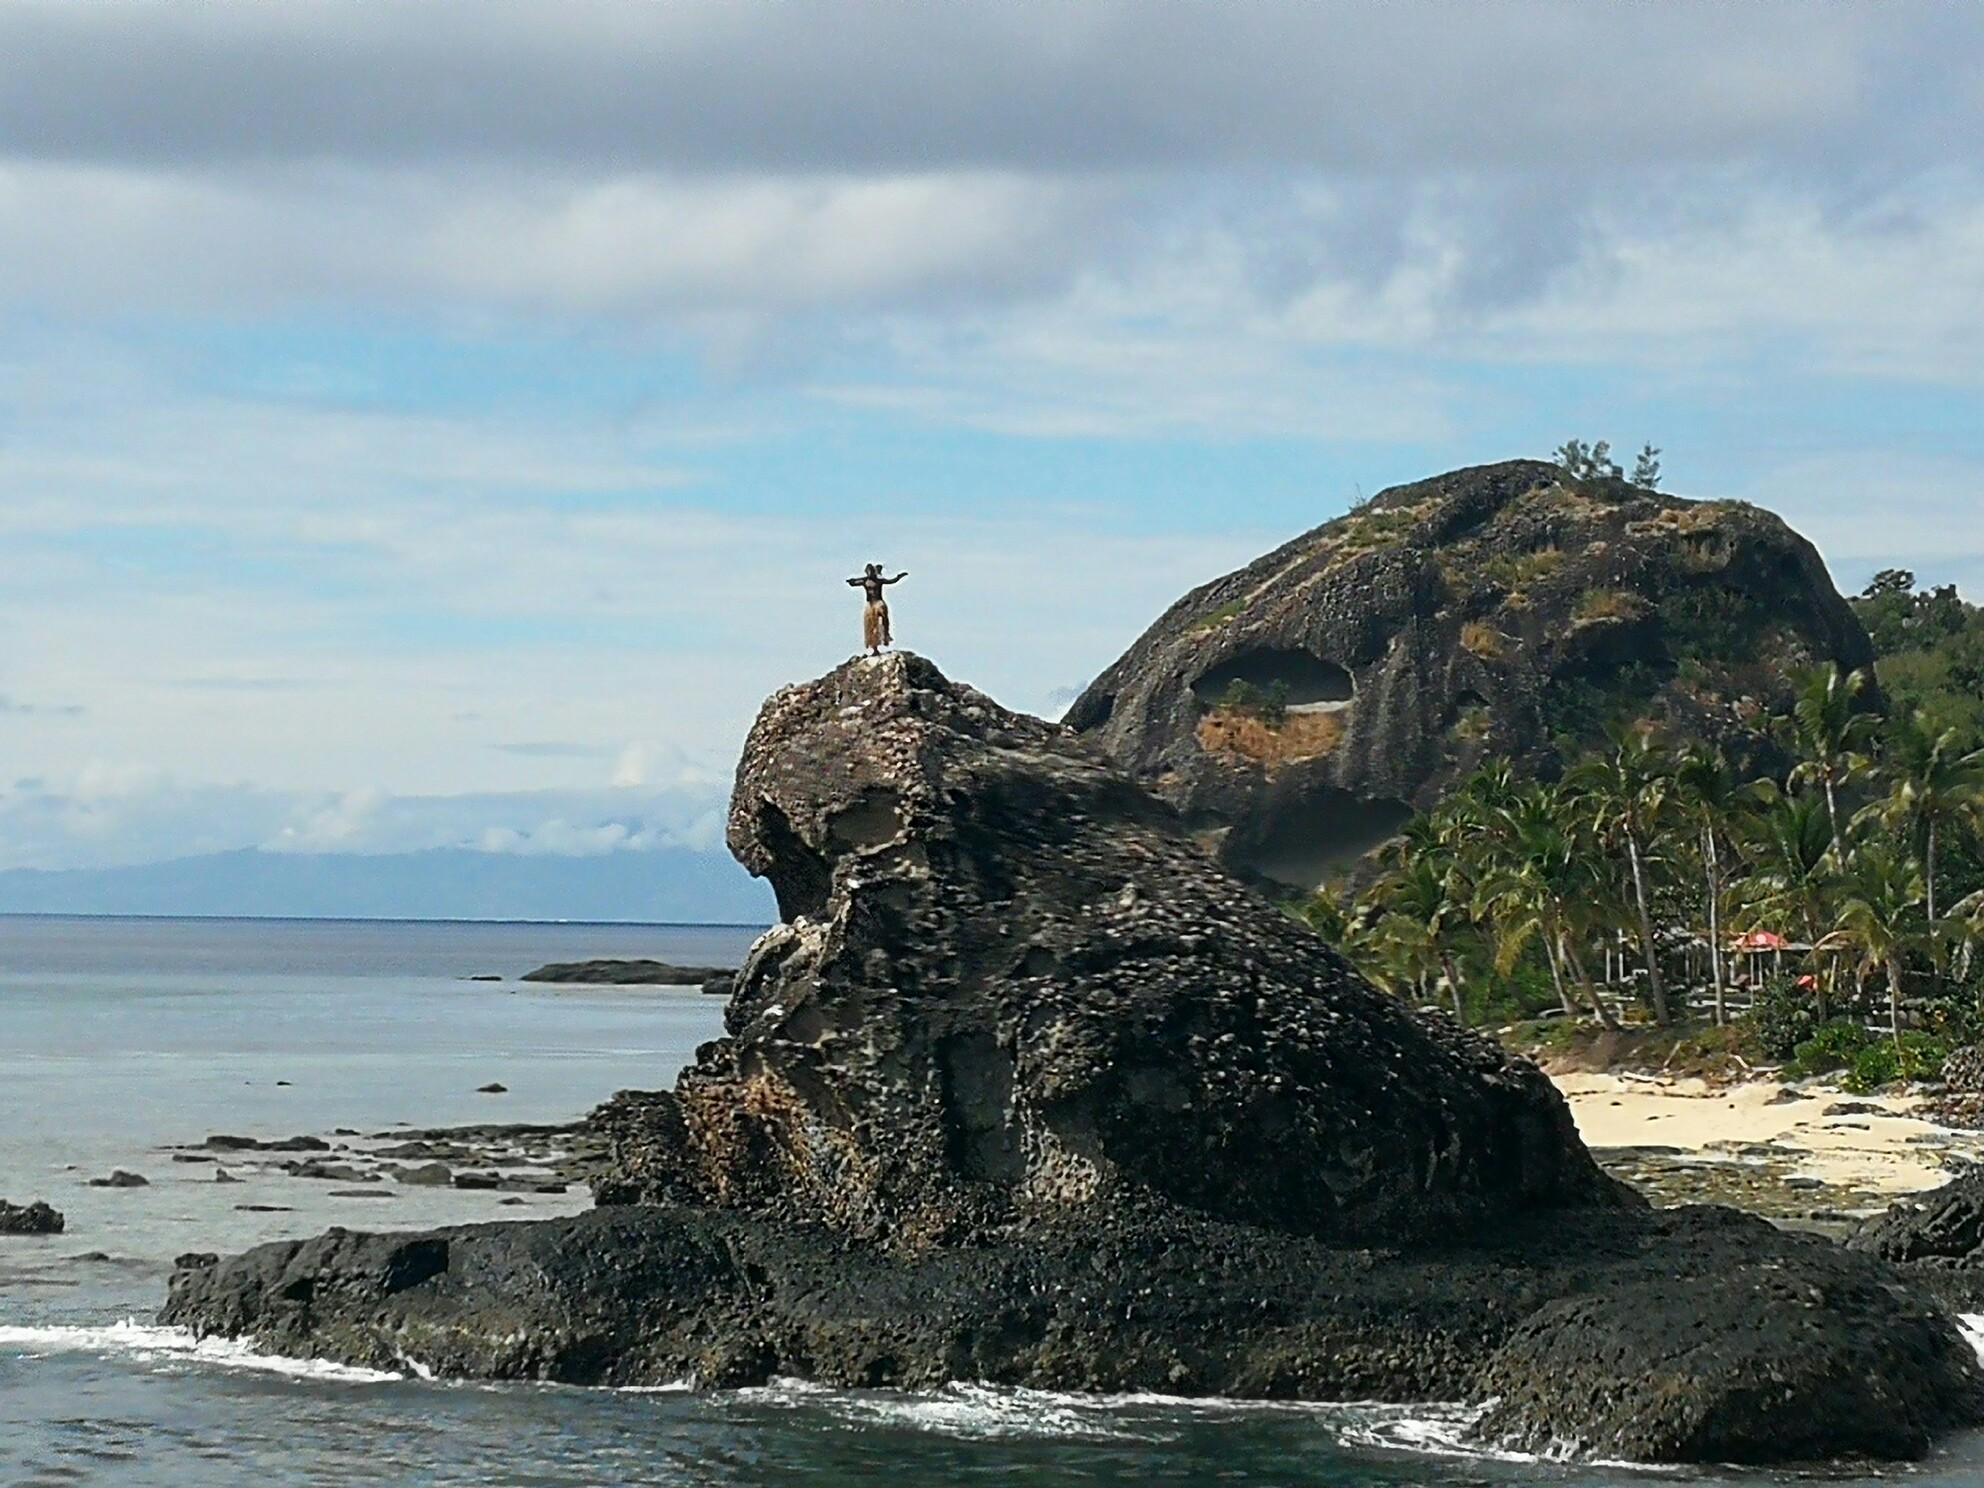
xmin=601 ymin=650 xmax=1619 ymax=1246
xmin=1851 ymin=1170 xmax=1984 ymax=1269
xmin=88 ymin=1170 xmax=148 ymax=1188
xmin=1065 ymin=460 xmax=1874 ymax=886
xmin=160 ymin=654 xmax=1984 ymax=1464
xmin=159 ymin=1200 xmax=1982 ymax=1467
xmin=1474 ymin=1212 xmax=1979 ymax=1463
xmin=521 ymin=959 xmax=734 ymax=986
xmin=0 ymin=1199 xmax=64 ymax=1235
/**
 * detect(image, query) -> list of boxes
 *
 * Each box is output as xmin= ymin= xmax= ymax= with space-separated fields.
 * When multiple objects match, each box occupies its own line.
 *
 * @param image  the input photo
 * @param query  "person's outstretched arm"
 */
xmin=846 ymin=576 xmax=865 ymax=587
xmin=885 ymin=571 xmax=908 ymax=584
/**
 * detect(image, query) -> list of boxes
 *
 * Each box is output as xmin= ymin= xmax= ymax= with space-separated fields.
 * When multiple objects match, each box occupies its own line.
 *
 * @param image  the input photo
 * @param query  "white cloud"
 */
xmin=0 ymin=768 xmax=739 ymax=872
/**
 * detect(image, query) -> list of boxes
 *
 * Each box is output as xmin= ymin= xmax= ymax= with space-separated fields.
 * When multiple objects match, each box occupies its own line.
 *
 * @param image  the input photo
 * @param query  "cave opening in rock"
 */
xmin=1227 ymin=790 xmax=1414 ymax=889
xmin=753 ymin=800 xmax=833 ymax=922
xmin=1191 ymin=648 xmax=1354 ymax=710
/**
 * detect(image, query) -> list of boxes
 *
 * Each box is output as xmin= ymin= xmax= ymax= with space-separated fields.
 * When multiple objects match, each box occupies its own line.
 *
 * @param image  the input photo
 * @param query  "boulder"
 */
xmin=0 ymin=1199 xmax=64 ymax=1235
xmin=1851 ymin=1169 xmax=1984 ymax=1268
xmin=160 ymin=654 xmax=1983 ymax=1464
xmin=1943 ymin=1045 xmax=1984 ymax=1095
xmin=1065 ymin=460 xmax=1873 ymax=887
xmin=1474 ymin=1212 xmax=1980 ymax=1463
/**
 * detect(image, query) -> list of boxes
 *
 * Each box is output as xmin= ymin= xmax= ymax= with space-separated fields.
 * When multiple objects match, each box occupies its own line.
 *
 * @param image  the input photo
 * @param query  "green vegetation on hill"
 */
xmin=1852 ymin=569 xmax=1984 ymax=746
xmin=1309 ymin=663 xmax=1984 ymax=1083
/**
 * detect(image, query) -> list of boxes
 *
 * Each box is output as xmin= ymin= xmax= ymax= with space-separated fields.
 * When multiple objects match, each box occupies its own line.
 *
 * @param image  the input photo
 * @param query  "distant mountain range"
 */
xmin=0 ymin=847 xmax=774 ymax=922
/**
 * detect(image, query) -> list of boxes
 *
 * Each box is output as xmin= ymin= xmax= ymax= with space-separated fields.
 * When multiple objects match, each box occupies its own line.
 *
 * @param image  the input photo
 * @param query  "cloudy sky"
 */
xmin=1 ymin=1 xmax=1980 ymax=874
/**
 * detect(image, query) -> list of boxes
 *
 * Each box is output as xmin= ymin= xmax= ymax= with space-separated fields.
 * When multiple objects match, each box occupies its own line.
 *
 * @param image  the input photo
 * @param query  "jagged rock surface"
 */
xmin=158 ymin=654 xmax=1984 ymax=1464
xmin=594 ymin=650 xmax=1619 ymax=1246
xmin=0 ymin=1199 xmax=63 ymax=1235
xmin=1066 ymin=460 xmax=1874 ymax=886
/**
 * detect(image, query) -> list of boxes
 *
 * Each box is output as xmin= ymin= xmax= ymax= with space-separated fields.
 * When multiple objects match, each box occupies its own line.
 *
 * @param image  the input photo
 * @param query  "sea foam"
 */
xmin=0 ymin=1318 xmax=403 ymax=1384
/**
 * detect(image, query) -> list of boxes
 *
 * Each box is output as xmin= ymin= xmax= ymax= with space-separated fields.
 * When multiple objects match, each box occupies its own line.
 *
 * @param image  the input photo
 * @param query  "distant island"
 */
xmin=521 ymin=959 xmax=735 ymax=992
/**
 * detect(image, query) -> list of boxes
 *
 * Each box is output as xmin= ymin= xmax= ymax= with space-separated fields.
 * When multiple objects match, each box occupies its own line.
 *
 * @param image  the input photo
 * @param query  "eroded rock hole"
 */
xmin=1191 ymin=649 xmax=1354 ymax=710
xmin=827 ymin=788 xmax=904 ymax=851
xmin=382 ymin=1238 xmax=450 ymax=1294
xmin=1063 ymin=691 xmax=1114 ymax=731
xmin=1227 ymin=789 xmax=1414 ymax=889
xmin=939 ymin=1032 xmax=1022 ymax=1183
xmin=753 ymin=800 xmax=832 ymax=923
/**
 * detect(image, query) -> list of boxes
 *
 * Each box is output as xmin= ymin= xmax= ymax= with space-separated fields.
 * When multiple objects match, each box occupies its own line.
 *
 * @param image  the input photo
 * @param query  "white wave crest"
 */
xmin=1957 ymin=1314 xmax=1984 ymax=1367
xmin=739 ymin=1378 xmax=1161 ymax=1441
xmin=0 ymin=1319 xmax=402 ymax=1384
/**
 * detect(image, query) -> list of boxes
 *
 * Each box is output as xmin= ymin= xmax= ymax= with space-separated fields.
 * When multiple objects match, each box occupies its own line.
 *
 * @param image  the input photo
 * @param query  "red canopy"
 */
xmin=1731 ymin=930 xmax=1791 ymax=953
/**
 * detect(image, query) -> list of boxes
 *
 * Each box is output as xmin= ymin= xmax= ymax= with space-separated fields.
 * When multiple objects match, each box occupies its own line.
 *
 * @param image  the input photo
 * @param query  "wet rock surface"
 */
xmin=1473 ymin=1211 xmax=1979 ymax=1463
xmin=162 ymin=654 xmax=1982 ymax=1464
xmin=0 ymin=1199 xmax=64 ymax=1235
xmin=1065 ymin=460 xmax=1873 ymax=886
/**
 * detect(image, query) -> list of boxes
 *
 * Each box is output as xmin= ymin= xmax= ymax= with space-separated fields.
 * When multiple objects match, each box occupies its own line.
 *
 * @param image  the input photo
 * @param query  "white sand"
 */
xmin=1551 ymin=1072 xmax=1984 ymax=1196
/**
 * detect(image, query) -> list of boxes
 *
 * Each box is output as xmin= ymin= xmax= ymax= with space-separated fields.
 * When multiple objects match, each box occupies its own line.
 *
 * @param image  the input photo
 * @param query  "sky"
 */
xmin=1 ymin=1 xmax=1981 ymax=875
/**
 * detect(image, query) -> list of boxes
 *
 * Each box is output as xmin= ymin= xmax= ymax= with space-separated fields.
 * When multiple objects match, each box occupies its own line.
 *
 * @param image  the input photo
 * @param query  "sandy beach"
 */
xmin=1551 ymin=1071 xmax=1984 ymax=1217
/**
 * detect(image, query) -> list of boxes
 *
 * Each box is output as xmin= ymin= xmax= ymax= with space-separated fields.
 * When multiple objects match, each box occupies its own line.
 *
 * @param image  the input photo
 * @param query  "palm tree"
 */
xmin=1676 ymin=744 xmax=1745 ymax=1025
xmin=1824 ymin=842 xmax=1926 ymax=1042
xmin=1568 ymin=723 xmax=1678 ymax=1024
xmin=1857 ymin=711 xmax=1984 ymax=927
xmin=1738 ymin=782 xmax=1841 ymax=1019
xmin=1781 ymin=664 xmax=1879 ymax=855
xmin=1473 ymin=784 xmax=1619 ymax=1029
xmin=1365 ymin=851 xmax=1476 ymax=1025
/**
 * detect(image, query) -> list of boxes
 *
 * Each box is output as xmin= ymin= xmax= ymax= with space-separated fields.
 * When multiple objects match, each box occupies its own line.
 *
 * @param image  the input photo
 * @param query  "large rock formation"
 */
xmin=1066 ymin=460 xmax=1874 ymax=887
xmin=160 ymin=654 xmax=1983 ymax=1464
xmin=593 ymin=651 xmax=1615 ymax=1246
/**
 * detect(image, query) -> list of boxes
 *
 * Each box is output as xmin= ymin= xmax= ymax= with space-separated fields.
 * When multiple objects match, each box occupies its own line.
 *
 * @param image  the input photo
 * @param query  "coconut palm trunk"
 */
xmin=1704 ymin=825 xmax=1725 ymax=1026
xmin=1625 ymin=833 xmax=1670 ymax=1024
xmin=1438 ymin=950 xmax=1467 ymax=1027
xmin=1927 ymin=817 xmax=1939 ymax=927
xmin=1542 ymin=938 xmax=1577 ymax=1017
xmin=1561 ymin=933 xmax=1618 ymax=1030
xmin=1886 ymin=957 xmax=1905 ymax=1044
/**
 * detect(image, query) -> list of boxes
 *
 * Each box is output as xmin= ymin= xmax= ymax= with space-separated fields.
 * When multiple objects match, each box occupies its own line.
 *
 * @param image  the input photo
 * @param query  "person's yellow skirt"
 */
xmin=864 ymin=600 xmax=891 ymax=650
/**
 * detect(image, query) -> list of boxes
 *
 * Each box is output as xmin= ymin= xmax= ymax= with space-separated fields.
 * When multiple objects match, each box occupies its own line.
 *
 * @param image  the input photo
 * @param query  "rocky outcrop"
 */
xmin=521 ymin=960 xmax=734 ymax=986
xmin=591 ymin=651 xmax=1617 ymax=1246
xmin=1851 ymin=1170 xmax=1984 ymax=1277
xmin=1065 ymin=460 xmax=1874 ymax=887
xmin=1475 ymin=1213 xmax=1977 ymax=1463
xmin=0 ymin=1199 xmax=63 ymax=1235
xmin=160 ymin=654 xmax=1983 ymax=1464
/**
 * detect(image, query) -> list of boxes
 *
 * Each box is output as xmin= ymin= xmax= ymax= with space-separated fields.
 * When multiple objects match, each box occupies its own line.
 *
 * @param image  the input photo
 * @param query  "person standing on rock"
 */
xmin=848 ymin=563 xmax=907 ymax=654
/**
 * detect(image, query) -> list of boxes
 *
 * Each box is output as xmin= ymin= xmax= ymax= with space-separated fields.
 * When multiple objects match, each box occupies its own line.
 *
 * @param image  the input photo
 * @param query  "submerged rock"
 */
xmin=0 ymin=1199 xmax=64 ymax=1235
xmin=161 ymin=653 xmax=1982 ymax=1464
xmin=1065 ymin=460 xmax=1873 ymax=887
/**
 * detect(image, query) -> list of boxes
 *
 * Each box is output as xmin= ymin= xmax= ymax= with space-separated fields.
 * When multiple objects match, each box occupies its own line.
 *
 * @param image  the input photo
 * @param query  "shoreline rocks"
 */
xmin=159 ymin=653 xmax=1984 ymax=1464
xmin=0 ymin=1199 xmax=64 ymax=1235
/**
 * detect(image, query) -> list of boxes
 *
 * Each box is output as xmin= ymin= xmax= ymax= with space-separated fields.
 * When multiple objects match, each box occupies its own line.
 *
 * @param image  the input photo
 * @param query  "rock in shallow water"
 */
xmin=0 ymin=1199 xmax=64 ymax=1235
xmin=160 ymin=653 xmax=1984 ymax=1464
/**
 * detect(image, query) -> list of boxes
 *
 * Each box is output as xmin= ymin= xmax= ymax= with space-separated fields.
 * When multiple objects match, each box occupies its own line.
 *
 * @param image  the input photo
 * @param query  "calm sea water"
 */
xmin=4 ymin=915 xmax=1983 ymax=1486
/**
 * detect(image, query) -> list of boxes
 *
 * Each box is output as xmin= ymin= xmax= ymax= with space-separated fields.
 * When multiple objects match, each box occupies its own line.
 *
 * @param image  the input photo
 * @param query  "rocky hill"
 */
xmin=1066 ymin=459 xmax=1873 ymax=888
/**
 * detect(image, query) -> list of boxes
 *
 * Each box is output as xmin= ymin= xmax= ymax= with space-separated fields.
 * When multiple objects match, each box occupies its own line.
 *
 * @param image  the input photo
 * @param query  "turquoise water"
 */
xmin=4 ymin=916 xmax=1984 ymax=1486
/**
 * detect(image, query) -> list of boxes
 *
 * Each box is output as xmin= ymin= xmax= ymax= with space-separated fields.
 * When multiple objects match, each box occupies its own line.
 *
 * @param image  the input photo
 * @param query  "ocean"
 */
xmin=4 ymin=914 xmax=1983 ymax=1486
